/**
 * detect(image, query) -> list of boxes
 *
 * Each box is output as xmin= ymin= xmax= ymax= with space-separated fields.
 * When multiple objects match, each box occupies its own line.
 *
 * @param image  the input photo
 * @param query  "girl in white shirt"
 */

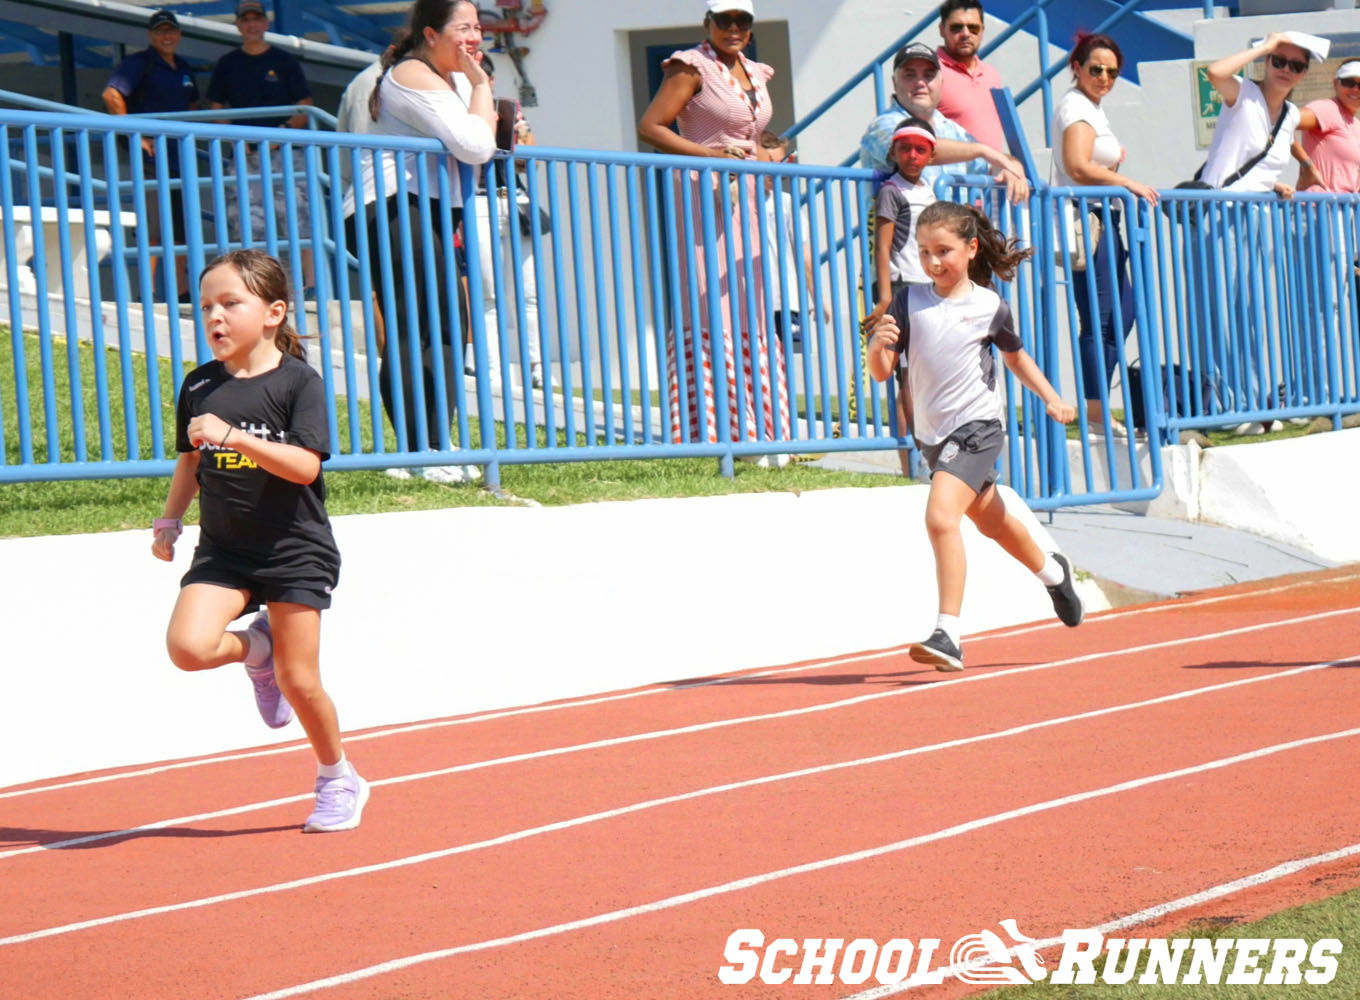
xmin=1051 ymin=33 xmax=1159 ymax=437
xmin=865 ymin=201 xmax=1083 ymax=672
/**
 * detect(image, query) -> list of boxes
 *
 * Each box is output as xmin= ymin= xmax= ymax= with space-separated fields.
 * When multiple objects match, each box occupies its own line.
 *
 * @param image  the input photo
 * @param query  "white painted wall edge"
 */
xmin=0 ymin=484 xmax=1100 ymax=789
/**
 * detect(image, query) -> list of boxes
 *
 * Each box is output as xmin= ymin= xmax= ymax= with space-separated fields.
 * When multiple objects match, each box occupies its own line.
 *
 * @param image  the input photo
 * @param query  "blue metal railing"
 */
xmin=4 ymin=106 xmax=1358 ymax=510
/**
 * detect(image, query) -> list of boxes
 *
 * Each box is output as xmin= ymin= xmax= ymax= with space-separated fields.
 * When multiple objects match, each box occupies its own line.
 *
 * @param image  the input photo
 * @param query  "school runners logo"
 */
xmin=951 ymin=919 xmax=1046 ymax=985
xmin=718 ymin=922 xmax=1342 ymax=988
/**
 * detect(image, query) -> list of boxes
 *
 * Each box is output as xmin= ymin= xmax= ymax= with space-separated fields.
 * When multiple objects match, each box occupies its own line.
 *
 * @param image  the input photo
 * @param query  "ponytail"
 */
xmin=369 ymin=27 xmax=414 ymax=123
xmin=370 ymin=0 xmax=473 ymax=121
xmin=915 ymin=201 xmax=1033 ymax=287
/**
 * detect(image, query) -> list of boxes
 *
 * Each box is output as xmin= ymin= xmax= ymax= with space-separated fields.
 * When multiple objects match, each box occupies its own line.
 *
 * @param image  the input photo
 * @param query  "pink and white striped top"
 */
xmin=666 ymin=43 xmax=774 ymax=157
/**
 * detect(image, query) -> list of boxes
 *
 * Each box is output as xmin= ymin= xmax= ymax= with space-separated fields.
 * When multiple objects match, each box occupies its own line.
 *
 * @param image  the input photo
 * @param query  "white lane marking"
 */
xmin=3 ymin=608 xmax=1356 ymax=861
xmin=227 ymin=727 xmax=1360 ymax=1000
xmin=843 ymin=840 xmax=1360 ymax=997
xmin=7 ymin=571 xmax=1355 ymax=800
xmin=3 ymin=656 xmax=1354 ymax=946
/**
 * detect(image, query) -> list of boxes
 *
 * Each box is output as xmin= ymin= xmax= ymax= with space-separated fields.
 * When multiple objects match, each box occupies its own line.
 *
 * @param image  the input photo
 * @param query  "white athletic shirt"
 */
xmin=888 ymin=282 xmax=1023 ymax=445
xmin=875 ymin=172 xmax=935 ymax=285
xmin=1201 ymin=77 xmax=1298 ymax=192
xmin=343 ymin=68 xmax=495 ymax=216
xmin=1049 ymin=88 xmax=1122 ymax=188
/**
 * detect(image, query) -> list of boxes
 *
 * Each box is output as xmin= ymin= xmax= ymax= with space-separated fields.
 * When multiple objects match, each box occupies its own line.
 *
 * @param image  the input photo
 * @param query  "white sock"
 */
xmin=318 ymin=755 xmax=349 ymax=779
xmin=935 ymin=613 xmax=961 ymax=646
xmin=243 ymin=626 xmax=271 ymax=669
xmin=1037 ymin=554 xmax=1066 ymax=587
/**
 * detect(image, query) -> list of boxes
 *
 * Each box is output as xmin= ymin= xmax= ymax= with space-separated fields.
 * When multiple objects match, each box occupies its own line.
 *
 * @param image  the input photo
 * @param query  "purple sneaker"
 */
xmin=244 ymin=612 xmax=293 ymax=729
xmin=304 ymin=766 xmax=370 ymax=833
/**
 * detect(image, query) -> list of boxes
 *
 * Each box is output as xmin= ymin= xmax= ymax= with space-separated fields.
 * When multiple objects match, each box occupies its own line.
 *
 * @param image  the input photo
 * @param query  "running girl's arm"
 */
xmin=866 ymin=312 xmax=902 ymax=383
xmin=186 ymin=413 xmax=323 ymax=484
xmin=1000 ymin=348 xmax=1075 ymax=424
xmin=152 ymin=451 xmax=200 ymax=561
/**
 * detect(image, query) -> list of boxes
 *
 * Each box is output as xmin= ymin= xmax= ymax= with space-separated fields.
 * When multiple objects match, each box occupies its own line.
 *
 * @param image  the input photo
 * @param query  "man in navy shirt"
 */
xmin=208 ymin=0 xmax=316 ymax=285
xmin=103 ymin=8 xmax=199 ymax=299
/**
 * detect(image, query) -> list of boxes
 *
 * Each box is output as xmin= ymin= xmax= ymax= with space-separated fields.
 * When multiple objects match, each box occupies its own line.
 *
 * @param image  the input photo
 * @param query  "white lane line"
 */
xmin=843 ymin=839 xmax=1360 ymax=997
xmin=226 ymin=727 xmax=1360 ymax=1000
xmin=3 ymin=608 xmax=1356 ymax=861
xmin=7 ymin=571 xmax=1355 ymax=800
xmin=3 ymin=656 xmax=1353 ymax=946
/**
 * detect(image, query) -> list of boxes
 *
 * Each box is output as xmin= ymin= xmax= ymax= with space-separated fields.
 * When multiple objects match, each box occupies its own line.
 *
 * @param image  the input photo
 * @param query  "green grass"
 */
xmin=979 ymin=886 xmax=1360 ymax=999
xmin=0 ymin=327 xmax=900 ymax=538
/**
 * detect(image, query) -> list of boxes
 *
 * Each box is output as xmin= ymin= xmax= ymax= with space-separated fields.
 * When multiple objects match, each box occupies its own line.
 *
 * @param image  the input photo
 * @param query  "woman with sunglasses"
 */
xmin=1191 ymin=32 xmax=1324 ymax=433
xmin=1292 ymin=61 xmax=1360 ymax=194
xmin=638 ymin=0 xmax=791 ymax=462
xmin=1051 ymin=32 xmax=1158 ymax=439
xmin=1201 ymin=33 xmax=1320 ymax=196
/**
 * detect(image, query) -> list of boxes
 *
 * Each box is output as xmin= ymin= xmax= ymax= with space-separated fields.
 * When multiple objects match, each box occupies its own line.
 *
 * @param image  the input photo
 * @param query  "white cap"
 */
xmin=1337 ymin=60 xmax=1360 ymax=81
xmin=707 ymin=0 xmax=755 ymax=16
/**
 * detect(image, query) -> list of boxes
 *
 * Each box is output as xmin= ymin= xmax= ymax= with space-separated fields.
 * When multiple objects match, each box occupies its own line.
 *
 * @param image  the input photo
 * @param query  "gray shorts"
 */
xmin=918 ymin=419 xmax=1004 ymax=494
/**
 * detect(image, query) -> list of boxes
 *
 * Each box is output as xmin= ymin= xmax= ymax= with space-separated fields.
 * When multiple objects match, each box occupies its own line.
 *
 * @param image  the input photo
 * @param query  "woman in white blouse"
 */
xmin=347 ymin=0 xmax=496 ymax=482
xmin=1051 ymin=32 xmax=1158 ymax=435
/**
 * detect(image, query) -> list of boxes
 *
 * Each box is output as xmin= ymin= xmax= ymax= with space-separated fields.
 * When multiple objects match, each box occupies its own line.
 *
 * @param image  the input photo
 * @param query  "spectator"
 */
xmin=336 ymin=51 xmax=388 ymax=137
xmin=860 ymin=43 xmax=1027 ymax=206
xmin=866 ymin=116 xmax=937 ymax=332
xmin=868 ymin=116 xmax=937 ymax=476
xmin=344 ymin=0 xmax=496 ymax=483
xmin=1051 ymin=33 xmax=1158 ymax=439
xmin=935 ymin=0 xmax=1006 ymax=151
xmin=102 ymin=8 xmax=199 ymax=301
xmin=1190 ymin=31 xmax=1324 ymax=431
xmin=468 ymin=55 xmax=544 ymax=391
xmin=759 ymin=132 xmax=827 ymax=353
xmin=208 ymin=0 xmax=316 ymax=285
xmin=637 ymin=0 xmax=791 ymax=463
xmin=1292 ymin=61 xmax=1360 ymax=193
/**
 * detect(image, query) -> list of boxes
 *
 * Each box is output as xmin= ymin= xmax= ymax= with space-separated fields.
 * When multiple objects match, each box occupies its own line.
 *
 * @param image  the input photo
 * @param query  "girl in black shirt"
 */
xmin=151 ymin=249 xmax=367 ymax=833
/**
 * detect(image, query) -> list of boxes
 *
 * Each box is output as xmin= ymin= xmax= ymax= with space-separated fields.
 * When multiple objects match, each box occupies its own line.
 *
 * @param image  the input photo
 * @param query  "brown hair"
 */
xmin=369 ymin=0 xmax=476 ymax=121
xmin=914 ymin=201 xmax=1033 ymax=286
xmin=1069 ymin=32 xmax=1124 ymax=76
xmin=199 ymin=249 xmax=305 ymax=359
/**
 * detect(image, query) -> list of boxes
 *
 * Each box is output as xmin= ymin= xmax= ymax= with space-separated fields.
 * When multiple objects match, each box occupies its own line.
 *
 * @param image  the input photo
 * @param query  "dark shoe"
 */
xmin=1046 ymin=552 xmax=1084 ymax=627
xmin=910 ymin=629 xmax=963 ymax=672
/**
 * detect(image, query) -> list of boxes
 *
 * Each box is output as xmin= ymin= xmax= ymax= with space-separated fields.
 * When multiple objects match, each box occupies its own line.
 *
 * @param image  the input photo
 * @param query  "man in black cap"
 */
xmin=208 ymin=0 xmax=315 ymax=283
xmin=102 ymin=8 xmax=199 ymax=298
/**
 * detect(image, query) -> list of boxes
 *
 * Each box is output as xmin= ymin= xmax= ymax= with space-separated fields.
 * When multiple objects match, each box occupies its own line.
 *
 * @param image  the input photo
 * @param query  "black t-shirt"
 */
xmin=207 ymin=47 xmax=310 ymax=129
xmin=176 ymin=352 xmax=339 ymax=577
xmin=107 ymin=50 xmax=199 ymax=115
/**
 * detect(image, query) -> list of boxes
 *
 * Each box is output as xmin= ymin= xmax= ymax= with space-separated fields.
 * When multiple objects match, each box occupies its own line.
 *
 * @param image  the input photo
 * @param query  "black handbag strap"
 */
xmin=1212 ymin=100 xmax=1293 ymax=189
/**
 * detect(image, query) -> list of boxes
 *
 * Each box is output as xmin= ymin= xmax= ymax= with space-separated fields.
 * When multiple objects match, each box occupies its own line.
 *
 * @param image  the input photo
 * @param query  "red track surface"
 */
xmin=3 ymin=567 xmax=1359 ymax=999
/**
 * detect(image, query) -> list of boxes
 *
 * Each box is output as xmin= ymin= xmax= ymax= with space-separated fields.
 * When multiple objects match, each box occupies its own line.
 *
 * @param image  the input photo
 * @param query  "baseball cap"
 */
xmin=148 ymin=9 xmax=179 ymax=30
xmin=893 ymin=42 xmax=940 ymax=71
xmin=706 ymin=0 xmax=755 ymax=16
xmin=1337 ymin=60 xmax=1360 ymax=81
xmin=236 ymin=0 xmax=267 ymax=17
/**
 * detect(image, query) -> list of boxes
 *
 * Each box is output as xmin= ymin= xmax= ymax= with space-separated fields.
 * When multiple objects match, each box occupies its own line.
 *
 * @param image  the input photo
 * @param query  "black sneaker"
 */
xmin=910 ymin=629 xmax=963 ymax=672
xmin=1046 ymin=552 xmax=1084 ymax=627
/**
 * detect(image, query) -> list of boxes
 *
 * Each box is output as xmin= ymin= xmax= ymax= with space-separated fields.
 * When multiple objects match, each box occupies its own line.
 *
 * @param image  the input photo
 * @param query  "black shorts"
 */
xmin=918 ymin=419 xmax=1004 ymax=495
xmin=181 ymin=542 xmax=336 ymax=617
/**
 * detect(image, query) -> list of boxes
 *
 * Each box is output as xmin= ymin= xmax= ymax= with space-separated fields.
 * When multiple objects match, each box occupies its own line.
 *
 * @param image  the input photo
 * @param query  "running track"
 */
xmin=3 ymin=567 xmax=1359 ymax=999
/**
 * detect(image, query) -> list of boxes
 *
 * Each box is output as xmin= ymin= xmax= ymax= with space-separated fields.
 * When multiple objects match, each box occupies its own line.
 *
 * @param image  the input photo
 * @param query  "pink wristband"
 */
xmin=153 ymin=518 xmax=182 ymax=534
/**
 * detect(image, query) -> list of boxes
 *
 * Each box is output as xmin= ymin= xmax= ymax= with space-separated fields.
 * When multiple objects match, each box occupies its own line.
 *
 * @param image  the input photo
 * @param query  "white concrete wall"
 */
xmin=0 ymin=484 xmax=1090 ymax=790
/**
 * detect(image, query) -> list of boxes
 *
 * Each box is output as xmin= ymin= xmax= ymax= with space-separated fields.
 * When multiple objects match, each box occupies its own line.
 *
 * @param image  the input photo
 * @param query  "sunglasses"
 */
xmin=713 ymin=12 xmax=754 ymax=31
xmin=946 ymin=22 xmax=982 ymax=34
xmin=1340 ymin=77 xmax=1360 ymax=89
xmin=1086 ymin=65 xmax=1119 ymax=79
xmin=1269 ymin=54 xmax=1308 ymax=74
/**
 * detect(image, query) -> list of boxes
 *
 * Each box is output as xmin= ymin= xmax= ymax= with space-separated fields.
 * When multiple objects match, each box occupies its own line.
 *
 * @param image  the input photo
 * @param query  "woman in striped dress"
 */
xmin=638 ymin=0 xmax=791 ymax=460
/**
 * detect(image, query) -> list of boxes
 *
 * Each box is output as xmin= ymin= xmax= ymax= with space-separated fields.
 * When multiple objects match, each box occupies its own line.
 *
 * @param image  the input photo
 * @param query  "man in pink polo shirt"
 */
xmin=935 ymin=0 xmax=1007 ymax=151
